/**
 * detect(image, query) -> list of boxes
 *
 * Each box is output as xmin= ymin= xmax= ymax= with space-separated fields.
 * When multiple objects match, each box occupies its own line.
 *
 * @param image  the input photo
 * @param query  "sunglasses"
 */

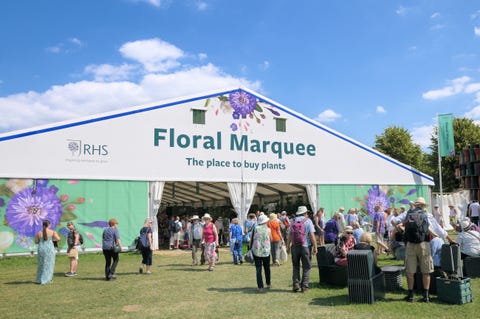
xmin=346 ymin=232 xmax=353 ymax=234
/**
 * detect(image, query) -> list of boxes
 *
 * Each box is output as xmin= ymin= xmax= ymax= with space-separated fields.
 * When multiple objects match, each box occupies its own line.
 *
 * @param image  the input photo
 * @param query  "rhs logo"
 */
xmin=67 ymin=139 xmax=109 ymax=157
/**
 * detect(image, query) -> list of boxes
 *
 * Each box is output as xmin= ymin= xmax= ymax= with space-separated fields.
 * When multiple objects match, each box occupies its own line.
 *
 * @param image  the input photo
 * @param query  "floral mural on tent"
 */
xmin=0 ymin=178 xmax=147 ymax=255
xmin=318 ymin=184 xmax=428 ymax=221
xmin=203 ymin=91 xmax=281 ymax=132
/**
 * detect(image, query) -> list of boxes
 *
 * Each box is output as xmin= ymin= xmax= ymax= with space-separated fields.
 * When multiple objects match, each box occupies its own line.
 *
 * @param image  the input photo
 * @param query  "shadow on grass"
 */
xmin=4 ymin=280 xmax=35 ymax=285
xmin=310 ymin=295 xmax=349 ymax=306
xmin=207 ymin=286 xmax=292 ymax=294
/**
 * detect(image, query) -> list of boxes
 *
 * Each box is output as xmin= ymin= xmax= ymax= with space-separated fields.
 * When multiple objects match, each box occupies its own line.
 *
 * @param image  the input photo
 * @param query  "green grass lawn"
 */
xmin=0 ymin=248 xmax=478 ymax=319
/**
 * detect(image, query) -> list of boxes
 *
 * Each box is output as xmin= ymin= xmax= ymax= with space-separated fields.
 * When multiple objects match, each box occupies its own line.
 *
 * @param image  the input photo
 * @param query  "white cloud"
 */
xmin=195 ymin=1 xmax=207 ymax=10
xmin=46 ymin=45 xmax=61 ymax=53
xmin=431 ymin=12 xmax=441 ymax=19
xmin=396 ymin=6 xmax=408 ymax=17
xmin=45 ymin=38 xmax=83 ymax=54
xmin=259 ymin=60 xmax=270 ymax=70
xmin=464 ymin=105 xmax=480 ymax=119
xmin=130 ymin=0 xmax=163 ymax=7
xmin=464 ymin=82 xmax=480 ymax=94
xmin=69 ymin=38 xmax=83 ymax=46
xmin=411 ymin=125 xmax=434 ymax=149
xmin=472 ymin=10 xmax=480 ymax=20
xmin=0 ymin=38 xmax=261 ymax=133
xmin=376 ymin=105 xmax=386 ymax=114
xmin=314 ymin=109 xmax=342 ymax=123
xmin=84 ymin=63 xmax=137 ymax=82
xmin=119 ymin=38 xmax=185 ymax=72
xmin=475 ymin=26 xmax=480 ymax=37
xmin=198 ymin=53 xmax=208 ymax=60
xmin=422 ymin=76 xmax=471 ymax=100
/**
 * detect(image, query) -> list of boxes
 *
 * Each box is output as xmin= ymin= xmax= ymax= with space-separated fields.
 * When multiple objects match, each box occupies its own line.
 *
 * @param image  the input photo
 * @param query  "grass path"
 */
xmin=0 ymin=248 xmax=478 ymax=319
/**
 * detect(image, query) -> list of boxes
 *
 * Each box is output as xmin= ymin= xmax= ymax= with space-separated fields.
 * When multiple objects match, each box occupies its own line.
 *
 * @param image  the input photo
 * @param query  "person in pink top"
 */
xmin=334 ymin=226 xmax=356 ymax=267
xmin=202 ymin=213 xmax=219 ymax=271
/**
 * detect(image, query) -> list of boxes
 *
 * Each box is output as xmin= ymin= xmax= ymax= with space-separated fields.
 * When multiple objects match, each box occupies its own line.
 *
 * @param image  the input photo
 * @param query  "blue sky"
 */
xmin=1 ymin=0 xmax=480 ymax=151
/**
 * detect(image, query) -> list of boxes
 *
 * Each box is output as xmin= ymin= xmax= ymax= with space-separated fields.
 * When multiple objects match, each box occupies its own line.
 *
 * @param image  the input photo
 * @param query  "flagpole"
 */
xmin=437 ymin=113 xmax=443 ymax=208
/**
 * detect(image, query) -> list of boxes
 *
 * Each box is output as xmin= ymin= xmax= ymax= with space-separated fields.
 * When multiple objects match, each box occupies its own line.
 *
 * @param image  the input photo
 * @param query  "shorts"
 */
xmin=68 ymin=246 xmax=80 ymax=260
xmin=405 ymin=242 xmax=433 ymax=274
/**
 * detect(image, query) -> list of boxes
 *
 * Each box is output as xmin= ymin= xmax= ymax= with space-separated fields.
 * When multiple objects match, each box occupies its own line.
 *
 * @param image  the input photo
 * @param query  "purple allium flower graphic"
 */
xmin=365 ymin=185 xmax=390 ymax=219
xmin=229 ymin=91 xmax=256 ymax=119
xmin=6 ymin=187 xmax=62 ymax=237
xmin=16 ymin=234 xmax=33 ymax=248
xmin=230 ymin=123 xmax=238 ymax=131
xmin=232 ymin=112 xmax=240 ymax=120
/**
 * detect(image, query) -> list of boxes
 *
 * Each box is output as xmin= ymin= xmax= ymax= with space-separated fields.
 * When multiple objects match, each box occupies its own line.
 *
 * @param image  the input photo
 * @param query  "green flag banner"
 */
xmin=438 ymin=113 xmax=455 ymax=157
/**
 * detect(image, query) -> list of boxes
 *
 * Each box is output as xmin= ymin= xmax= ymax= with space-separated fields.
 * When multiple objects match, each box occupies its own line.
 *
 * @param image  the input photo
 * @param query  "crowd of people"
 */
xmin=32 ymin=199 xmax=480 ymax=302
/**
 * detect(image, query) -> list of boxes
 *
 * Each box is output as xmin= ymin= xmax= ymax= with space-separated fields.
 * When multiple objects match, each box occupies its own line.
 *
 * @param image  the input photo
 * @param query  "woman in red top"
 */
xmin=202 ymin=213 xmax=219 ymax=271
xmin=267 ymin=213 xmax=283 ymax=266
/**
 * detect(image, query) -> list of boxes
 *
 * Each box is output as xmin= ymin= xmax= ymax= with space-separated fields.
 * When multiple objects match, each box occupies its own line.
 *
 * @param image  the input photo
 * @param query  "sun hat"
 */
xmin=296 ymin=206 xmax=308 ymax=215
xmin=414 ymin=197 xmax=427 ymax=206
xmin=461 ymin=218 xmax=471 ymax=231
xmin=257 ymin=214 xmax=269 ymax=225
xmin=191 ymin=215 xmax=200 ymax=220
xmin=202 ymin=213 xmax=212 ymax=220
xmin=281 ymin=211 xmax=287 ymax=215
xmin=269 ymin=213 xmax=277 ymax=220
xmin=344 ymin=226 xmax=353 ymax=234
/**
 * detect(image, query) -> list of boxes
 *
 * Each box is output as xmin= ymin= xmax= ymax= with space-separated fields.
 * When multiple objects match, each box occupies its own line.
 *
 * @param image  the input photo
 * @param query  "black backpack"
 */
xmin=404 ymin=208 xmax=429 ymax=243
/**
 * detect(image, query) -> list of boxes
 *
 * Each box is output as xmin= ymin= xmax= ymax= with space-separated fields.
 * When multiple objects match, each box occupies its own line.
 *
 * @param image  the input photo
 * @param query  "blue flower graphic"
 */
xmin=6 ymin=187 xmax=62 ymax=237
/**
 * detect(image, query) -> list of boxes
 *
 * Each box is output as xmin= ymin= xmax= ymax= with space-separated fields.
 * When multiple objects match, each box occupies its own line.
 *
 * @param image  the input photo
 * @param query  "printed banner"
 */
xmin=438 ymin=113 xmax=455 ymax=157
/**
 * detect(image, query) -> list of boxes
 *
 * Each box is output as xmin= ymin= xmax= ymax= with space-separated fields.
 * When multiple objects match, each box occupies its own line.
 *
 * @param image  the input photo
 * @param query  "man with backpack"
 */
xmin=65 ymin=221 xmax=81 ymax=277
xmin=286 ymin=206 xmax=317 ymax=293
xmin=392 ymin=197 xmax=455 ymax=303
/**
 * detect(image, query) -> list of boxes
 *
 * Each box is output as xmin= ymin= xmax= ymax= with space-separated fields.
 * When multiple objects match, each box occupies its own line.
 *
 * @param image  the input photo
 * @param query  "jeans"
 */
xmin=103 ymin=249 xmax=119 ymax=279
xmin=254 ymin=255 xmax=271 ymax=289
xmin=291 ymin=245 xmax=312 ymax=288
xmin=230 ymin=239 xmax=243 ymax=264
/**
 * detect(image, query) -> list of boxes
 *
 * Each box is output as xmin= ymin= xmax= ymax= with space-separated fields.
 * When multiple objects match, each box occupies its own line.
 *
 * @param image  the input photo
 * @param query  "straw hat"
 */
xmin=202 ymin=213 xmax=212 ymax=220
xmin=191 ymin=215 xmax=200 ymax=221
xmin=414 ymin=197 xmax=427 ymax=206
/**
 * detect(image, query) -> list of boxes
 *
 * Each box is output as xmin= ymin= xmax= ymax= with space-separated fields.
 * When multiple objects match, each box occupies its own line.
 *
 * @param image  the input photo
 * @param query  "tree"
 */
xmin=374 ymin=126 xmax=425 ymax=171
xmin=425 ymin=117 xmax=480 ymax=192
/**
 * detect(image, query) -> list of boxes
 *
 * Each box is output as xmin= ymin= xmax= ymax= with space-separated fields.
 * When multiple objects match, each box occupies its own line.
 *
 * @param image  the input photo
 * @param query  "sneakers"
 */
xmin=292 ymin=284 xmax=300 ymax=292
xmin=421 ymin=296 xmax=430 ymax=303
xmin=301 ymin=287 xmax=309 ymax=293
xmin=65 ymin=272 xmax=75 ymax=277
